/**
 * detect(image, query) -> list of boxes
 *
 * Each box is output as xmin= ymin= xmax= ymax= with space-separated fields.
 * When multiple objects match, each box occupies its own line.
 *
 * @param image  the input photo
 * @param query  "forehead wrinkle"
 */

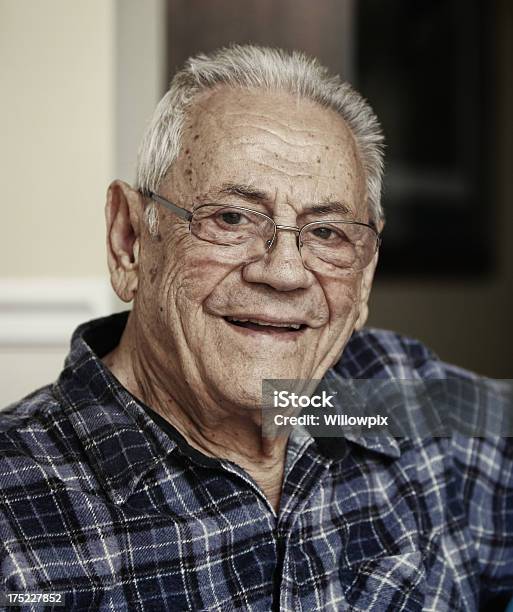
xmin=188 ymin=86 xmax=356 ymax=148
xmin=250 ymin=142 xmax=334 ymax=157
xmin=228 ymin=115 xmax=342 ymax=139
xmin=245 ymin=141 xmax=359 ymax=172
xmin=219 ymin=121 xmax=345 ymax=150
xmin=234 ymin=127 xmax=309 ymax=149
xmin=183 ymin=90 xmax=365 ymax=213
xmin=251 ymin=159 xmax=343 ymax=180
xmin=220 ymin=94 xmax=351 ymax=129
xmin=195 ymin=124 xmax=327 ymax=151
xmin=186 ymin=93 xmax=358 ymax=165
xmin=192 ymin=103 xmax=349 ymax=147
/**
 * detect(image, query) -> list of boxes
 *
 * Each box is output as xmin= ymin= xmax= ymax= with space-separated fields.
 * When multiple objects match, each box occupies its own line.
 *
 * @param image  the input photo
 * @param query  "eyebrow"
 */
xmin=218 ymin=182 xmax=353 ymax=217
xmin=219 ymin=183 xmax=269 ymax=203
xmin=302 ymin=201 xmax=353 ymax=217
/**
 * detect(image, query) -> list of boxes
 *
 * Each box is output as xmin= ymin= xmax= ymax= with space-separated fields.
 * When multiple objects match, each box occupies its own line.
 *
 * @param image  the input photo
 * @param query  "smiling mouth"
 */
xmin=223 ymin=316 xmax=307 ymax=333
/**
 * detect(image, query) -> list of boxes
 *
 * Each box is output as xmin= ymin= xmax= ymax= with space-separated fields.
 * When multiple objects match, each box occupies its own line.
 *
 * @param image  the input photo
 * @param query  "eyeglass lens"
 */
xmin=191 ymin=205 xmax=377 ymax=273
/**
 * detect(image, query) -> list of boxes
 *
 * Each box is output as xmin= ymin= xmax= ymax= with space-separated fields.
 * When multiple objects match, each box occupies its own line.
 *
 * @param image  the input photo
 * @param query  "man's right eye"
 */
xmin=219 ymin=211 xmax=244 ymax=225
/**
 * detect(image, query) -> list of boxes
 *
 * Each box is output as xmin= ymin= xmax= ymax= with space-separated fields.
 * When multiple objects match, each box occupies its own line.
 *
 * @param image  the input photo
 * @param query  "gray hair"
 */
xmin=136 ymin=44 xmax=385 ymax=233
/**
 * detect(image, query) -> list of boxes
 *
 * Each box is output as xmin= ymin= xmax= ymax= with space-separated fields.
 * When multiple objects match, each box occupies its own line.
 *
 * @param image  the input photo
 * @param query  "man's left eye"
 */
xmin=312 ymin=226 xmax=335 ymax=240
xmin=220 ymin=211 xmax=244 ymax=225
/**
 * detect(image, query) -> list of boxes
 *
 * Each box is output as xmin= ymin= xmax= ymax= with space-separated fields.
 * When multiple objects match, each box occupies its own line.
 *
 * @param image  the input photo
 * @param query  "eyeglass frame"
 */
xmin=142 ymin=190 xmax=382 ymax=266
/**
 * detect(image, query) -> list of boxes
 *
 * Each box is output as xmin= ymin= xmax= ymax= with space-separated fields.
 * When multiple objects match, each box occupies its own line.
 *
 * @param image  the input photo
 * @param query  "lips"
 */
xmin=224 ymin=316 xmax=307 ymax=333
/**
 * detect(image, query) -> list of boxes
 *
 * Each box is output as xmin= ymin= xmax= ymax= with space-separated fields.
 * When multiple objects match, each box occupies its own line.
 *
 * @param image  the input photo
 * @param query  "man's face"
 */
xmin=135 ymin=87 xmax=374 ymax=410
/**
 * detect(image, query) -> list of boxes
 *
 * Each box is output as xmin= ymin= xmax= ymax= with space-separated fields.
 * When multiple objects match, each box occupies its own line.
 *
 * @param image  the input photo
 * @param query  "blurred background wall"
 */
xmin=0 ymin=0 xmax=165 ymax=404
xmin=0 ymin=0 xmax=511 ymax=406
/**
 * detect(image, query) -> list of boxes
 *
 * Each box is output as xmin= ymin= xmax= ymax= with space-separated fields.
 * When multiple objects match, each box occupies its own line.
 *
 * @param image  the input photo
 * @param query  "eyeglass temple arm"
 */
xmin=148 ymin=192 xmax=193 ymax=221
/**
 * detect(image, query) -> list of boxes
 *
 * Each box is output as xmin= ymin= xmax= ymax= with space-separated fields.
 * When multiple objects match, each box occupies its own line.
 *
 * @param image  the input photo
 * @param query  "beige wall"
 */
xmin=0 ymin=0 xmax=115 ymax=277
xmin=0 ymin=0 xmax=165 ymax=277
xmin=0 ymin=0 xmax=165 ymax=406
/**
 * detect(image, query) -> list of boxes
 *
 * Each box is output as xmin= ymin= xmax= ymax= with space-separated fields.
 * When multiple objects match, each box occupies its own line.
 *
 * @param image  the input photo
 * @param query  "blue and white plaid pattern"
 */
xmin=1 ymin=313 xmax=512 ymax=611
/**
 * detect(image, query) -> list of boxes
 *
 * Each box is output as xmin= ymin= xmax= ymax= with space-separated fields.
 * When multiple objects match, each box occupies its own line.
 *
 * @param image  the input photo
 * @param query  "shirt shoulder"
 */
xmin=0 ymin=384 xmax=90 ymax=492
xmin=340 ymin=327 xmax=508 ymax=388
xmin=2 ymin=379 xmax=58 ymax=409
xmin=338 ymin=327 xmax=449 ymax=379
xmin=0 ymin=383 xmax=61 ymax=442
xmin=339 ymin=327 xmax=513 ymax=496
xmin=343 ymin=330 xmax=513 ymax=575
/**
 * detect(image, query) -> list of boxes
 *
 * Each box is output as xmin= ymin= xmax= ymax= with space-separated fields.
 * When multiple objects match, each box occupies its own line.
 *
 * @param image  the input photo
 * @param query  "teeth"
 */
xmin=227 ymin=317 xmax=302 ymax=330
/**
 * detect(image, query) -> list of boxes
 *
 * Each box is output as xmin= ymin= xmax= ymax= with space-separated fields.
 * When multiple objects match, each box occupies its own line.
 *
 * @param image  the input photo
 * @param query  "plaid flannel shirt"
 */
xmin=1 ymin=312 xmax=512 ymax=611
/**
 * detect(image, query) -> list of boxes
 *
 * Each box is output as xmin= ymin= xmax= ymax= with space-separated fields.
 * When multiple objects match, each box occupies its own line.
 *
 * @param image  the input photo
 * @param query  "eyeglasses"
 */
xmin=146 ymin=191 xmax=381 ymax=274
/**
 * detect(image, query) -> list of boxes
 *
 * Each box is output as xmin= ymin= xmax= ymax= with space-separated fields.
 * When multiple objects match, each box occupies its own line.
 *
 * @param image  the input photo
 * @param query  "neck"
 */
xmin=101 ymin=312 xmax=287 ymax=512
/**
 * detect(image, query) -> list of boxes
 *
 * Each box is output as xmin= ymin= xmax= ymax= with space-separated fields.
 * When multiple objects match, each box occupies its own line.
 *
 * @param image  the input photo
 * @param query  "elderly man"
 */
xmin=1 ymin=45 xmax=512 ymax=611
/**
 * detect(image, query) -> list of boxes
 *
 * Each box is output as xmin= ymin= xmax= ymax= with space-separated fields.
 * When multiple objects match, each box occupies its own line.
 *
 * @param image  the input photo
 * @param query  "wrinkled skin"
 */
xmin=103 ymin=87 xmax=379 ymax=510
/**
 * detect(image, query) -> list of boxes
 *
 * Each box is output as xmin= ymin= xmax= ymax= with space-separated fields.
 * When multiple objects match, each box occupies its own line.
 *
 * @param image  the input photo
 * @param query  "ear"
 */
xmin=105 ymin=180 xmax=143 ymax=302
xmin=354 ymin=219 xmax=384 ymax=331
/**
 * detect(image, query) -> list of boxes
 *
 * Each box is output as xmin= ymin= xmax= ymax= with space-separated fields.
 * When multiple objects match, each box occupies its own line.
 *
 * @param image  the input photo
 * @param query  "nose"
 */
xmin=242 ymin=227 xmax=314 ymax=291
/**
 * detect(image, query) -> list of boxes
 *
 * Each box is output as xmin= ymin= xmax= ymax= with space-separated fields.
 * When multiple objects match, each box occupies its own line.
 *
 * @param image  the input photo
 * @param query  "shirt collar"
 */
xmin=55 ymin=312 xmax=400 ymax=506
xmin=55 ymin=312 xmax=186 ymax=505
xmin=316 ymin=368 xmax=402 ymax=460
xmin=313 ymin=432 xmax=401 ymax=460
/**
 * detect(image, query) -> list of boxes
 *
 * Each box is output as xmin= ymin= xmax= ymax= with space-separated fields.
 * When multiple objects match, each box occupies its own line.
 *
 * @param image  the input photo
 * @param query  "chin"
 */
xmin=205 ymin=361 xmax=309 ymax=411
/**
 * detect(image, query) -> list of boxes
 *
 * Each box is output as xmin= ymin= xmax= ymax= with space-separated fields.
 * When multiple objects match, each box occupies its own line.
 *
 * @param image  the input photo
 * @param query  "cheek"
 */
xmin=137 ymin=239 xmax=237 ymax=349
xmin=321 ymin=274 xmax=362 ymax=325
xmin=155 ymin=239 xmax=237 ymax=308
